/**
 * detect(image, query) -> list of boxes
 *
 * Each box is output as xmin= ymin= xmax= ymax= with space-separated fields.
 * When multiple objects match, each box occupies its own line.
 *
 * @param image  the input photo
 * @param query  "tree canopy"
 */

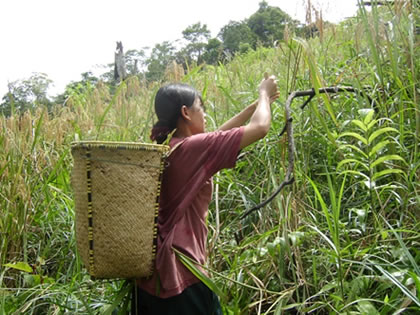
xmin=219 ymin=21 xmax=257 ymax=55
xmin=247 ymin=0 xmax=297 ymax=46
xmin=0 ymin=73 xmax=52 ymax=115
xmin=146 ymin=41 xmax=176 ymax=82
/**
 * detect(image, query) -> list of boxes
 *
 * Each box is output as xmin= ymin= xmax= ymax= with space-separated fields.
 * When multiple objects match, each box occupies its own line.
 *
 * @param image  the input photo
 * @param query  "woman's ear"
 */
xmin=180 ymin=105 xmax=191 ymax=121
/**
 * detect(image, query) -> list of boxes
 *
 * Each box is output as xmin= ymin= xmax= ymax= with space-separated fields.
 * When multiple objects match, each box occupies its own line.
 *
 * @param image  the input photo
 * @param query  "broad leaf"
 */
xmin=351 ymin=119 xmax=367 ymax=132
xmin=367 ymin=119 xmax=378 ymax=130
xmin=338 ymin=132 xmax=368 ymax=145
xmin=337 ymin=159 xmax=369 ymax=170
xmin=372 ymin=169 xmax=404 ymax=181
xmin=370 ymin=155 xmax=405 ymax=169
xmin=369 ymin=140 xmax=390 ymax=157
xmin=358 ymin=108 xmax=374 ymax=122
xmin=339 ymin=144 xmax=368 ymax=158
xmin=368 ymin=127 xmax=398 ymax=144
xmin=3 ymin=262 xmax=33 ymax=273
xmin=339 ymin=170 xmax=370 ymax=181
xmin=357 ymin=300 xmax=380 ymax=314
xmin=364 ymin=109 xmax=375 ymax=125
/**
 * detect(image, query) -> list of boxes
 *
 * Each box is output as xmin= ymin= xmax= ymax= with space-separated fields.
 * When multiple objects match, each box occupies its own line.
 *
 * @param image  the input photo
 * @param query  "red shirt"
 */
xmin=138 ymin=127 xmax=244 ymax=298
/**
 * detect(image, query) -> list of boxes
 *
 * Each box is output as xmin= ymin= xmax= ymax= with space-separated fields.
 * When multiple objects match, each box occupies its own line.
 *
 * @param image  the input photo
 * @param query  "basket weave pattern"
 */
xmin=71 ymin=142 xmax=169 ymax=279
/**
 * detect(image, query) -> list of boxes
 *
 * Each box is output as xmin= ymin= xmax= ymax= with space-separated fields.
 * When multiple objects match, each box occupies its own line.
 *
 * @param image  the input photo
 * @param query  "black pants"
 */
xmin=132 ymin=282 xmax=223 ymax=315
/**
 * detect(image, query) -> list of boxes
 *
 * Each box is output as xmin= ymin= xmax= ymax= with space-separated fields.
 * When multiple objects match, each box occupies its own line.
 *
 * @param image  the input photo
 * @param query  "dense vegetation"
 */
xmin=1 ymin=1 xmax=419 ymax=314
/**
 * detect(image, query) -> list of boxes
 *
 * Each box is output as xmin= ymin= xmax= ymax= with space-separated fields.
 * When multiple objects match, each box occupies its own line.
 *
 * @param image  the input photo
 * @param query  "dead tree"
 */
xmin=114 ymin=41 xmax=127 ymax=83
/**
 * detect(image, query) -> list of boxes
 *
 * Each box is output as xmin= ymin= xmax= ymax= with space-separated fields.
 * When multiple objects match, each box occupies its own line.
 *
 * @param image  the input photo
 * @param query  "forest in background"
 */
xmin=1 ymin=0 xmax=419 ymax=314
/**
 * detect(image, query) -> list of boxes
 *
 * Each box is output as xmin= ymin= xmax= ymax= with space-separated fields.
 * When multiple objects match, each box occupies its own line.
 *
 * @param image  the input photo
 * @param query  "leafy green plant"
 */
xmin=337 ymin=108 xmax=406 ymax=219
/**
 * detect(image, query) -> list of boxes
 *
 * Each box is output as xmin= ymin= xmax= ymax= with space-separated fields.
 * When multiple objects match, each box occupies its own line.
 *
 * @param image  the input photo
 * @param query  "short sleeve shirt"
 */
xmin=138 ymin=127 xmax=244 ymax=298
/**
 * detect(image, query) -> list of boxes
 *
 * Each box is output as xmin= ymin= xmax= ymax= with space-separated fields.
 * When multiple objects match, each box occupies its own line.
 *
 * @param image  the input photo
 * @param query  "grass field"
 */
xmin=1 ymin=2 xmax=419 ymax=314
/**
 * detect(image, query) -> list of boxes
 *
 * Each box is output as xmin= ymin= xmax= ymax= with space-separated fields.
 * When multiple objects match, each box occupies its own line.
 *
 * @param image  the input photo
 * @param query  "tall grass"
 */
xmin=1 ymin=1 xmax=419 ymax=314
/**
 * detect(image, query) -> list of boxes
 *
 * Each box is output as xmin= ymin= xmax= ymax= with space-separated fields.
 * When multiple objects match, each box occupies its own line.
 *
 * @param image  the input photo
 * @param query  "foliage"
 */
xmin=124 ymin=49 xmax=147 ymax=76
xmin=247 ymin=0 xmax=297 ymax=46
xmin=180 ymin=22 xmax=211 ymax=64
xmin=54 ymin=72 xmax=99 ymax=106
xmin=202 ymin=38 xmax=224 ymax=65
xmin=145 ymin=41 xmax=176 ymax=82
xmin=0 ymin=73 xmax=53 ymax=116
xmin=1 ymin=1 xmax=419 ymax=314
xmin=337 ymin=109 xmax=406 ymax=216
xmin=219 ymin=21 xmax=257 ymax=55
xmin=133 ymin=3 xmax=300 ymax=84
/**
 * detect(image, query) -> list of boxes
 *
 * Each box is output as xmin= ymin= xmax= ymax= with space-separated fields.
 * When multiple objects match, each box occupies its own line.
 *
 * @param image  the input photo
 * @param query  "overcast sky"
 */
xmin=0 ymin=0 xmax=359 ymax=97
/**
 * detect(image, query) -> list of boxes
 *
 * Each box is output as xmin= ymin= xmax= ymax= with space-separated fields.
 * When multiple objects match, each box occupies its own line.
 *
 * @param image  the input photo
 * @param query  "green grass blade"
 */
xmin=308 ymin=225 xmax=338 ymax=256
xmin=374 ymin=264 xmax=420 ymax=307
xmin=95 ymin=82 xmax=127 ymax=138
xmin=31 ymin=111 xmax=44 ymax=153
xmin=173 ymin=247 xmax=225 ymax=300
xmin=103 ymin=281 xmax=133 ymax=315
xmin=381 ymin=217 xmax=420 ymax=275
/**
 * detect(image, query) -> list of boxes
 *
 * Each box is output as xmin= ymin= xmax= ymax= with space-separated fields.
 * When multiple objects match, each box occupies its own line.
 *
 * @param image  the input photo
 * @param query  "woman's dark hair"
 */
xmin=150 ymin=83 xmax=201 ymax=144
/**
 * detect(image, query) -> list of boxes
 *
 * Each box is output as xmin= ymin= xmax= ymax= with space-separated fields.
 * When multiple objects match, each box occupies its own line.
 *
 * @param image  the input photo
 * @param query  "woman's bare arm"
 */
xmin=239 ymin=75 xmax=278 ymax=149
xmin=217 ymin=94 xmax=279 ymax=131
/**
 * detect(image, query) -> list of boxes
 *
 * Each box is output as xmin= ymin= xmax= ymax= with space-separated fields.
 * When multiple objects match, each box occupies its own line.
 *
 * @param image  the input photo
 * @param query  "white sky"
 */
xmin=0 ymin=0 xmax=359 ymax=98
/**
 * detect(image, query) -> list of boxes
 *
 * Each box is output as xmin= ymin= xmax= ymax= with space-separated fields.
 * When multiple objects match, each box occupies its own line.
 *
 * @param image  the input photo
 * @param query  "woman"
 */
xmin=135 ymin=74 xmax=279 ymax=314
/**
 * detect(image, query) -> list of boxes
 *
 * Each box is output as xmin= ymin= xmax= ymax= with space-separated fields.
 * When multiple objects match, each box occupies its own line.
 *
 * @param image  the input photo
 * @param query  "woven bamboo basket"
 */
xmin=71 ymin=141 xmax=169 ymax=279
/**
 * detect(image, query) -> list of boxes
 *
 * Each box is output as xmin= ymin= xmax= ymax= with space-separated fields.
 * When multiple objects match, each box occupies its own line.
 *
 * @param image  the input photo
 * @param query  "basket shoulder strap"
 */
xmin=168 ymin=140 xmax=184 ymax=156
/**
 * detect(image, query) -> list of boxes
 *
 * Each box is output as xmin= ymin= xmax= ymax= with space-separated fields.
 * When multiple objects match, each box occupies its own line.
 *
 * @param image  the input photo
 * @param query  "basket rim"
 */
xmin=71 ymin=141 xmax=170 ymax=152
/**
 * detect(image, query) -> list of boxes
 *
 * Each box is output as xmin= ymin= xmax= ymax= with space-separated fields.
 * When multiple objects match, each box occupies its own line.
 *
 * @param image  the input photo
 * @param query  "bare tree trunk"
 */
xmin=114 ymin=41 xmax=127 ymax=83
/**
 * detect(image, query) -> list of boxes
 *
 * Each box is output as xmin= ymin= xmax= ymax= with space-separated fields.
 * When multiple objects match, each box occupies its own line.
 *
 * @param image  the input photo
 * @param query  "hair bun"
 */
xmin=150 ymin=126 xmax=171 ymax=143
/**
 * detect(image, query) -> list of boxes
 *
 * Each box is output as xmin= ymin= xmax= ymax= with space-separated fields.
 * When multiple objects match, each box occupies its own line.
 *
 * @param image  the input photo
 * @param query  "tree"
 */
xmin=247 ymin=1 xmax=296 ymax=46
xmin=97 ymin=63 xmax=116 ymax=84
xmin=202 ymin=38 xmax=224 ymax=65
xmin=0 ymin=73 xmax=52 ymax=115
xmin=219 ymin=21 xmax=257 ymax=55
xmin=125 ymin=49 xmax=147 ymax=76
xmin=54 ymin=71 xmax=99 ymax=105
xmin=114 ymin=41 xmax=127 ymax=83
xmin=181 ymin=22 xmax=211 ymax=64
xmin=145 ymin=41 xmax=176 ymax=82
xmin=95 ymin=48 xmax=148 ymax=87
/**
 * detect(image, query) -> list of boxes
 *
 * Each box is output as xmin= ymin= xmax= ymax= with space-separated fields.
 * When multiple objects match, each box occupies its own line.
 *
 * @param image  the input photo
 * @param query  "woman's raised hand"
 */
xmin=259 ymin=73 xmax=279 ymax=102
